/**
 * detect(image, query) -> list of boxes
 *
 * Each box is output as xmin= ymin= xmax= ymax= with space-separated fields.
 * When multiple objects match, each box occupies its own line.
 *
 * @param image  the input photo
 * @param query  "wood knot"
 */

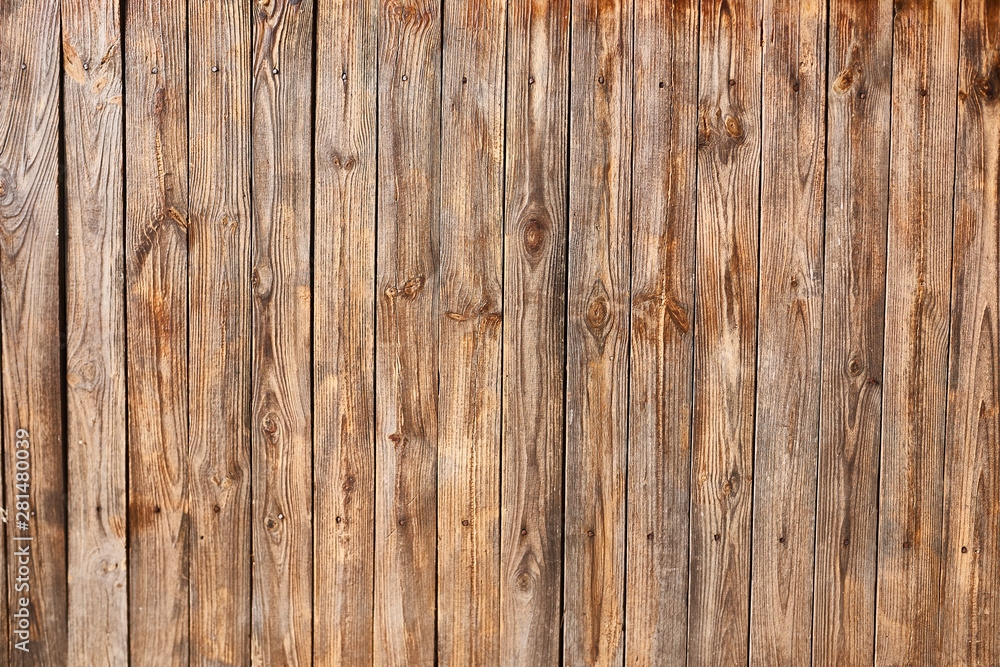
xmin=849 ymin=357 xmax=862 ymax=375
xmin=261 ymin=417 xmax=277 ymax=434
xmin=586 ymin=297 xmax=609 ymax=331
xmin=388 ymin=433 xmax=406 ymax=448
xmin=833 ymin=68 xmax=853 ymax=93
xmin=725 ymin=116 xmax=743 ymax=138
xmin=402 ymin=276 xmax=425 ymax=298
xmin=522 ymin=218 xmax=546 ymax=256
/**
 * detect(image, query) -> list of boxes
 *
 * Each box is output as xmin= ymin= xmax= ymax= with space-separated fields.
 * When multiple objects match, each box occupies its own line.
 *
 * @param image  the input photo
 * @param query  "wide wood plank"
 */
xmin=940 ymin=0 xmax=1000 ymax=662
xmin=374 ymin=1 xmax=441 ymax=663
xmin=187 ymin=2 xmax=253 ymax=664
xmin=875 ymin=1 xmax=959 ymax=663
xmin=624 ymin=0 xmax=699 ymax=662
xmin=0 ymin=1 xmax=67 ymax=663
xmin=687 ymin=0 xmax=762 ymax=663
xmin=749 ymin=0 xmax=826 ymax=663
xmin=811 ymin=0 xmax=893 ymax=663
xmin=564 ymin=0 xmax=631 ymax=663
xmin=250 ymin=1 xmax=313 ymax=664
xmin=437 ymin=2 xmax=505 ymax=665
xmin=61 ymin=0 xmax=127 ymax=663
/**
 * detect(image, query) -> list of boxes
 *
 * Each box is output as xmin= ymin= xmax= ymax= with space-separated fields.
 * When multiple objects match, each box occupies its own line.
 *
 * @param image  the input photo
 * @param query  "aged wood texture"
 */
xmin=624 ymin=0 xmax=699 ymax=662
xmin=437 ymin=1 xmax=505 ymax=665
xmin=749 ymin=0 xmax=826 ymax=664
xmin=564 ymin=0 xmax=631 ymax=664
xmin=500 ymin=0 xmax=570 ymax=663
xmin=61 ymin=0 xmax=127 ymax=663
xmin=687 ymin=0 xmax=762 ymax=663
xmin=312 ymin=0 xmax=378 ymax=664
xmin=251 ymin=0 xmax=314 ymax=664
xmin=187 ymin=1 xmax=253 ymax=664
xmin=374 ymin=1 xmax=441 ymax=664
xmin=0 ymin=0 xmax=66 ymax=664
xmin=940 ymin=0 xmax=1000 ymax=662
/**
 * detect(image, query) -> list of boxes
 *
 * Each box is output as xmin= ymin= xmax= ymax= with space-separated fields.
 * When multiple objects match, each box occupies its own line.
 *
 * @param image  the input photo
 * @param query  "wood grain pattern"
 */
xmin=61 ymin=0 xmax=127 ymax=663
xmin=187 ymin=1 xmax=253 ymax=664
xmin=500 ymin=1 xmax=570 ymax=663
xmin=624 ymin=0 xmax=699 ymax=662
xmin=749 ymin=0 xmax=825 ymax=663
xmin=940 ymin=0 xmax=1000 ymax=662
xmin=811 ymin=1 xmax=893 ymax=664
xmin=437 ymin=2 xmax=505 ymax=665
xmin=0 ymin=1 xmax=67 ymax=664
xmin=687 ymin=0 xmax=762 ymax=663
xmin=312 ymin=0 xmax=378 ymax=664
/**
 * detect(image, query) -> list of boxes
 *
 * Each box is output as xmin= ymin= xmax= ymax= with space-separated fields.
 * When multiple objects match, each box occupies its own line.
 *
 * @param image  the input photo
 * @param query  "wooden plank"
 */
xmin=124 ymin=0 xmax=190 ymax=662
xmin=875 ymin=1 xmax=959 ymax=663
xmin=500 ymin=0 xmax=570 ymax=663
xmin=624 ymin=0 xmax=699 ymax=662
xmin=811 ymin=1 xmax=893 ymax=663
xmin=374 ymin=1 xmax=441 ymax=663
xmin=312 ymin=0 xmax=377 ymax=663
xmin=749 ymin=0 xmax=825 ymax=663
xmin=0 ymin=0 xmax=66 ymax=663
xmin=61 ymin=0 xmax=127 ymax=663
xmin=686 ymin=0 xmax=762 ymax=663
xmin=940 ymin=0 xmax=1000 ymax=662
xmin=563 ymin=0 xmax=631 ymax=663
xmin=437 ymin=1 xmax=505 ymax=665
xmin=187 ymin=1 xmax=253 ymax=664
xmin=250 ymin=0 xmax=313 ymax=664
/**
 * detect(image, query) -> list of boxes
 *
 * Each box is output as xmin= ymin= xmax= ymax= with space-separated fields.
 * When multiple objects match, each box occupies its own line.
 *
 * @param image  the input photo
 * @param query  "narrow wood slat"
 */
xmin=749 ymin=0 xmax=826 ymax=663
xmin=0 ymin=1 xmax=66 ymax=663
xmin=374 ymin=1 xmax=441 ymax=663
xmin=940 ymin=0 xmax=1000 ymax=661
xmin=687 ymin=0 xmax=762 ymax=663
xmin=811 ymin=0 xmax=893 ymax=663
xmin=251 ymin=0 xmax=314 ymax=664
xmin=312 ymin=0 xmax=378 ymax=663
xmin=437 ymin=2 xmax=505 ymax=664
xmin=124 ymin=0 xmax=190 ymax=662
xmin=564 ymin=0 xmax=632 ymax=663
xmin=875 ymin=1 xmax=959 ymax=663
xmin=187 ymin=2 xmax=253 ymax=663
xmin=61 ymin=0 xmax=127 ymax=663
xmin=624 ymin=0 xmax=699 ymax=661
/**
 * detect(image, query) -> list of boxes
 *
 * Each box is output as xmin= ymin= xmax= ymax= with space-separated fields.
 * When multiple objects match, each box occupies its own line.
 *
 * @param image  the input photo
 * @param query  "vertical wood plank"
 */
xmin=124 ymin=0 xmax=190 ymax=662
xmin=811 ymin=0 xmax=893 ymax=663
xmin=624 ymin=0 xmax=699 ymax=662
xmin=312 ymin=0 xmax=378 ymax=663
xmin=687 ymin=0 xmax=762 ymax=663
xmin=500 ymin=1 xmax=570 ymax=663
xmin=563 ymin=0 xmax=631 ymax=663
xmin=374 ymin=1 xmax=440 ymax=663
xmin=0 ymin=0 xmax=67 ymax=663
xmin=875 ymin=1 xmax=959 ymax=663
xmin=940 ymin=0 xmax=1000 ymax=662
xmin=187 ymin=1 xmax=253 ymax=663
xmin=61 ymin=0 xmax=127 ymax=663
xmin=437 ymin=1 xmax=505 ymax=665
xmin=749 ymin=0 xmax=825 ymax=663
xmin=251 ymin=0 xmax=313 ymax=664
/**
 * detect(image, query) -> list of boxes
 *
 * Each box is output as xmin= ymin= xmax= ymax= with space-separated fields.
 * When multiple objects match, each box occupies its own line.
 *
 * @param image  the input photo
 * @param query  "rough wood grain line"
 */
xmin=437 ymin=1 xmax=505 ymax=665
xmin=940 ymin=0 xmax=1000 ymax=661
xmin=312 ymin=0 xmax=378 ymax=663
xmin=500 ymin=0 xmax=570 ymax=663
xmin=0 ymin=1 xmax=66 ymax=664
xmin=686 ymin=0 xmax=762 ymax=663
xmin=374 ymin=0 xmax=440 ymax=663
xmin=563 ymin=0 xmax=631 ymax=663
xmin=749 ymin=0 xmax=825 ymax=663
xmin=61 ymin=0 xmax=127 ymax=663
xmin=624 ymin=0 xmax=699 ymax=663
xmin=124 ymin=0 xmax=190 ymax=662
xmin=250 ymin=0 xmax=313 ymax=664
xmin=187 ymin=1 xmax=253 ymax=664
xmin=811 ymin=1 xmax=893 ymax=664
xmin=875 ymin=0 xmax=959 ymax=663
